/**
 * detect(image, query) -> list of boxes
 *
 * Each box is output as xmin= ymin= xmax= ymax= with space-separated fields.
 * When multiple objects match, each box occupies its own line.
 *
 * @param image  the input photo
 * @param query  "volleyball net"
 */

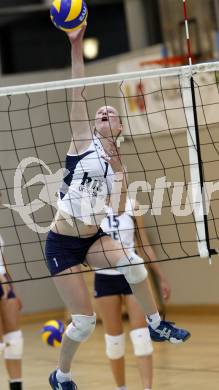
xmin=1 ymin=61 xmax=219 ymax=283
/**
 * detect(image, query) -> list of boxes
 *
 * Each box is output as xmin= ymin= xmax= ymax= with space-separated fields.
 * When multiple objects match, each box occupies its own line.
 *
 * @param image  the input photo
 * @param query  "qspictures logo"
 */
xmin=2 ymin=156 xmax=219 ymax=233
xmin=3 ymin=157 xmax=67 ymax=234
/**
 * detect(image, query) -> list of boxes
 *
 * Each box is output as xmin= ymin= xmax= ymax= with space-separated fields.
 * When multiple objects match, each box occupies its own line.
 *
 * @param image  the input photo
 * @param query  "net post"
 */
xmin=180 ymin=69 xmax=212 ymax=263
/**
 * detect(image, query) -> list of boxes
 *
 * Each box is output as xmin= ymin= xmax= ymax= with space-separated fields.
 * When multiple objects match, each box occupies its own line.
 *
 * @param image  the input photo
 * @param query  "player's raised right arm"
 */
xmin=67 ymin=25 xmax=91 ymax=154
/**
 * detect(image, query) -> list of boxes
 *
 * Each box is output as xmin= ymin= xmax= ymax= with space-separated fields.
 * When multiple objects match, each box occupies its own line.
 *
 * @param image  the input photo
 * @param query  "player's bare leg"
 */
xmin=49 ymin=266 xmax=95 ymax=389
xmin=96 ymin=295 xmax=127 ymax=389
xmin=1 ymin=297 xmax=23 ymax=390
xmin=125 ymin=294 xmax=153 ymax=390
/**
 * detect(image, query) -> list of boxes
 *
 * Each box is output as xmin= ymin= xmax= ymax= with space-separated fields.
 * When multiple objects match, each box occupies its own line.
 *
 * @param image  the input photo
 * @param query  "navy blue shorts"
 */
xmin=0 ymin=274 xmax=16 ymax=300
xmin=94 ymin=273 xmax=133 ymax=298
xmin=45 ymin=229 xmax=107 ymax=276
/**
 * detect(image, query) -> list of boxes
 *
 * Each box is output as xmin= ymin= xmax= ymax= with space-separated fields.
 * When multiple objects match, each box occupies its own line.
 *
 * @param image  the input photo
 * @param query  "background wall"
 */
xmin=159 ymin=0 xmax=214 ymax=59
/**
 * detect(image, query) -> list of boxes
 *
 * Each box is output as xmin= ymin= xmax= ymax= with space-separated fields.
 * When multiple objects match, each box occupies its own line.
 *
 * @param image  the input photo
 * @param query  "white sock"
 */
xmin=9 ymin=379 xmax=22 ymax=383
xmin=146 ymin=312 xmax=161 ymax=329
xmin=117 ymin=387 xmax=127 ymax=390
xmin=144 ymin=388 xmax=152 ymax=390
xmin=56 ymin=369 xmax=71 ymax=383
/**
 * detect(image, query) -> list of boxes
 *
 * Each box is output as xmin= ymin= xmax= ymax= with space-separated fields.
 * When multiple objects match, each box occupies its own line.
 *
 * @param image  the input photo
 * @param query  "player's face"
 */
xmin=95 ymin=106 xmax=122 ymax=138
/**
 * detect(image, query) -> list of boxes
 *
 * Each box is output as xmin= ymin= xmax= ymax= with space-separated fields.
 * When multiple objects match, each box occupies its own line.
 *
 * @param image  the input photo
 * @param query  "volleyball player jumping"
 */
xmin=45 ymin=25 xmax=190 ymax=390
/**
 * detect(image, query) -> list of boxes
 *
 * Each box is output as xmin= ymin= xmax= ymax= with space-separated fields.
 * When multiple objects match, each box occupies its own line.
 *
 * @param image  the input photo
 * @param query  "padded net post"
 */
xmin=180 ymin=71 xmax=210 ymax=259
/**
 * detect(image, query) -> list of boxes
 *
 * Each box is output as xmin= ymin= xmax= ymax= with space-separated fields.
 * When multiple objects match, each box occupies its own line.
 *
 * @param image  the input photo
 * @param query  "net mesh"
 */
xmin=0 ymin=63 xmax=219 ymax=283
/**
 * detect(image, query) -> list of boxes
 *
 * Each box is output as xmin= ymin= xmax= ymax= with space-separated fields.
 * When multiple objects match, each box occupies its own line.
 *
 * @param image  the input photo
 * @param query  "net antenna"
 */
xmin=181 ymin=0 xmax=212 ymax=262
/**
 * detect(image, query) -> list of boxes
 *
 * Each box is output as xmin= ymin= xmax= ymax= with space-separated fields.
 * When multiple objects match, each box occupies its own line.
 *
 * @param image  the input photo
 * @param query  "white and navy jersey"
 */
xmin=96 ymin=198 xmax=136 ymax=275
xmin=58 ymin=137 xmax=114 ymax=225
xmin=0 ymin=235 xmax=6 ymax=275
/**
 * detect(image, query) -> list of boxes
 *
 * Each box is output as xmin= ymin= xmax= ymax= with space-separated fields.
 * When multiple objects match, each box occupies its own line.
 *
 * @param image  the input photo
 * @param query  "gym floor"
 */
xmin=0 ymin=314 xmax=218 ymax=390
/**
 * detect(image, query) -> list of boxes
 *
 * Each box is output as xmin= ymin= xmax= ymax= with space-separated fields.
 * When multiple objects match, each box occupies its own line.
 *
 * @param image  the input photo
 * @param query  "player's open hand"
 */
xmin=67 ymin=23 xmax=87 ymax=44
xmin=101 ymin=140 xmax=124 ymax=173
xmin=159 ymin=277 xmax=171 ymax=301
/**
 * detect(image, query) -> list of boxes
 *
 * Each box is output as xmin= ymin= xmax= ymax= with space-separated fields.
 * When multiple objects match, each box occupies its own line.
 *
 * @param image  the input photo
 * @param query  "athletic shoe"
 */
xmin=49 ymin=370 xmax=78 ymax=390
xmin=148 ymin=320 xmax=191 ymax=343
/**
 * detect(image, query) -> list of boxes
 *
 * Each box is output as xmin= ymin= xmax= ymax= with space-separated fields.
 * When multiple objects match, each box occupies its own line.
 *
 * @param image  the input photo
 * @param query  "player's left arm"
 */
xmin=0 ymin=210 xmax=10 ymax=299
xmin=0 ymin=193 xmax=14 ymax=300
xmin=0 ymin=273 xmax=11 ymax=299
xmin=67 ymin=25 xmax=91 ymax=154
xmin=134 ymin=212 xmax=171 ymax=301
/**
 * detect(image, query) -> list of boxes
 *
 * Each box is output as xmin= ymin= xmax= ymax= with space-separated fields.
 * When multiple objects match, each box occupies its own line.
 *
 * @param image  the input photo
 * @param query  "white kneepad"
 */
xmin=130 ymin=328 xmax=153 ymax=357
xmin=117 ymin=253 xmax=148 ymax=284
xmin=105 ymin=333 xmax=125 ymax=360
xmin=3 ymin=330 xmax=23 ymax=360
xmin=66 ymin=313 xmax=96 ymax=342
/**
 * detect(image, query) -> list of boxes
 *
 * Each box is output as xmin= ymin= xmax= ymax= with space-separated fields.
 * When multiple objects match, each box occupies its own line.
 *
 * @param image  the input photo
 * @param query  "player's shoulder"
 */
xmin=67 ymin=137 xmax=95 ymax=156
